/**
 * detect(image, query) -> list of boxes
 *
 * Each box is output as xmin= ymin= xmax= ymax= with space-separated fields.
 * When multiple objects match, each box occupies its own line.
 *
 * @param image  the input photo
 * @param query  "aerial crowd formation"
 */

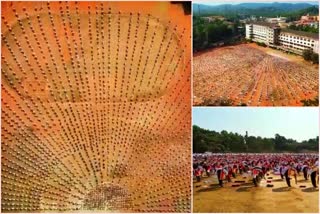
xmin=193 ymin=44 xmax=318 ymax=106
xmin=1 ymin=1 xmax=191 ymax=212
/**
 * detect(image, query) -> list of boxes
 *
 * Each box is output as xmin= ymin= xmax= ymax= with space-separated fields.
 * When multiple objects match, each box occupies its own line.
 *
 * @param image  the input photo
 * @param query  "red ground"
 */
xmin=193 ymin=43 xmax=319 ymax=106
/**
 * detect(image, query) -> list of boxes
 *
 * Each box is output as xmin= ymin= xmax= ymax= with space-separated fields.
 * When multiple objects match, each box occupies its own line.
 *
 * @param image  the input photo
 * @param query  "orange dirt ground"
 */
xmin=193 ymin=171 xmax=319 ymax=213
xmin=1 ymin=1 xmax=191 ymax=212
xmin=193 ymin=43 xmax=319 ymax=106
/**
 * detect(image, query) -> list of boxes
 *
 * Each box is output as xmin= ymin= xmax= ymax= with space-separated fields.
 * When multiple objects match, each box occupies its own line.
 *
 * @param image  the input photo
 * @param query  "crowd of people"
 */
xmin=193 ymin=44 xmax=318 ymax=106
xmin=193 ymin=153 xmax=319 ymax=188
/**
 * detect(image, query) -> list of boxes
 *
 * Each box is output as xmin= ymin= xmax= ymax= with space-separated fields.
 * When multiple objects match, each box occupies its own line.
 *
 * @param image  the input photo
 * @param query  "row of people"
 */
xmin=193 ymin=153 xmax=319 ymax=188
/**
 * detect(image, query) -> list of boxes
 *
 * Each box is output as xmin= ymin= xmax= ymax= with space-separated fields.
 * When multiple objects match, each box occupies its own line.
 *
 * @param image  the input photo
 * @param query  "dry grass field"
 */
xmin=193 ymin=43 xmax=319 ymax=106
xmin=193 ymin=171 xmax=319 ymax=213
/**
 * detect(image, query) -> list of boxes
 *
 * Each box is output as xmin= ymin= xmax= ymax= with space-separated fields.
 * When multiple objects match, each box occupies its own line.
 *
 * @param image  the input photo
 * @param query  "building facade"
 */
xmin=279 ymin=29 xmax=319 ymax=54
xmin=301 ymin=14 xmax=319 ymax=22
xmin=266 ymin=17 xmax=287 ymax=23
xmin=246 ymin=22 xmax=319 ymax=55
xmin=245 ymin=22 xmax=280 ymax=46
xmin=297 ymin=14 xmax=319 ymax=28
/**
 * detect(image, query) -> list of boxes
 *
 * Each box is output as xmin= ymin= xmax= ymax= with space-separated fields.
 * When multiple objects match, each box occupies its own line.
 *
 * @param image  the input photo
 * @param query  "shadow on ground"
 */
xmin=236 ymin=186 xmax=253 ymax=192
xmin=301 ymin=187 xmax=318 ymax=193
xmin=197 ymin=184 xmax=221 ymax=193
xmin=272 ymin=187 xmax=291 ymax=192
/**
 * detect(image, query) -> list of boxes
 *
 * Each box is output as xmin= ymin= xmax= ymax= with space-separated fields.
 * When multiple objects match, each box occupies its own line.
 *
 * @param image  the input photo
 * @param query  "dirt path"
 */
xmin=193 ymin=172 xmax=319 ymax=213
xmin=248 ymin=43 xmax=316 ymax=66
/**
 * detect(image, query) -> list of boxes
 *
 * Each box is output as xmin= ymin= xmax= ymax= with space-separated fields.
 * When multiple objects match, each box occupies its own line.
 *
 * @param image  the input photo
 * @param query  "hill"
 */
xmin=193 ymin=2 xmax=319 ymax=17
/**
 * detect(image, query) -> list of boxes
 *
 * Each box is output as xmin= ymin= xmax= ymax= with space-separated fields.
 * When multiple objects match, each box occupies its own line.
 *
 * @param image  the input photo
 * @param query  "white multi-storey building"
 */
xmin=245 ymin=22 xmax=280 ymax=46
xmin=279 ymin=29 xmax=319 ymax=54
xmin=246 ymin=22 xmax=319 ymax=55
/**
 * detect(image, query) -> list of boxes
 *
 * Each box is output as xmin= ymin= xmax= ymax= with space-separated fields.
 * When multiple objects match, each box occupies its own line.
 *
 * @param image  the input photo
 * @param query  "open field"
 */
xmin=193 ymin=43 xmax=319 ymax=106
xmin=1 ymin=2 xmax=191 ymax=212
xmin=193 ymin=171 xmax=319 ymax=213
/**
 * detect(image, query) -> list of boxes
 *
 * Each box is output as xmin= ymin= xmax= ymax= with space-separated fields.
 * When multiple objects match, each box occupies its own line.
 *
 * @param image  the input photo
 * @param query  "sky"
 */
xmin=193 ymin=0 xmax=319 ymax=6
xmin=193 ymin=108 xmax=319 ymax=142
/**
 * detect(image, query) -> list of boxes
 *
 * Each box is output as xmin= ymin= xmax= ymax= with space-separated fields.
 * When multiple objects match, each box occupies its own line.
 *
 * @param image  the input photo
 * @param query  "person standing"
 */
xmin=195 ymin=167 xmax=202 ymax=182
xmin=302 ymin=162 xmax=309 ymax=180
xmin=216 ymin=163 xmax=226 ymax=187
xmin=310 ymin=159 xmax=319 ymax=188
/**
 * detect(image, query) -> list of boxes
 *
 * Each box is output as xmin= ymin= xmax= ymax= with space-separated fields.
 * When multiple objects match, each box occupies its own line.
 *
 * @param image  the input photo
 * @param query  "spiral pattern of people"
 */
xmin=1 ymin=1 xmax=191 ymax=212
xmin=193 ymin=108 xmax=319 ymax=213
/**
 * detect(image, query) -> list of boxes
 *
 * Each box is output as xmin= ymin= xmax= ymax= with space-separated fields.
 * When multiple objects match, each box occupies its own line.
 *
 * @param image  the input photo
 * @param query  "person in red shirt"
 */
xmin=195 ymin=168 xmax=202 ymax=182
xmin=216 ymin=163 xmax=225 ymax=187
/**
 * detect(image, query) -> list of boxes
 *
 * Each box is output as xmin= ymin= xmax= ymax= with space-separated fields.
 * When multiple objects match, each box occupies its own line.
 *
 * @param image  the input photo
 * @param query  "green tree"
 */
xmin=311 ymin=52 xmax=319 ymax=64
xmin=302 ymin=49 xmax=313 ymax=61
xmin=193 ymin=126 xmax=318 ymax=153
xmin=273 ymin=134 xmax=287 ymax=151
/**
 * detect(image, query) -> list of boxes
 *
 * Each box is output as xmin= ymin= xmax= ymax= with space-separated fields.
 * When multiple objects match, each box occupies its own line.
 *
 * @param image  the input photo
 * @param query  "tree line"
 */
xmin=288 ymin=24 xmax=319 ymax=34
xmin=193 ymin=6 xmax=318 ymax=52
xmin=284 ymin=6 xmax=319 ymax=22
xmin=193 ymin=16 xmax=243 ymax=52
xmin=193 ymin=125 xmax=319 ymax=153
